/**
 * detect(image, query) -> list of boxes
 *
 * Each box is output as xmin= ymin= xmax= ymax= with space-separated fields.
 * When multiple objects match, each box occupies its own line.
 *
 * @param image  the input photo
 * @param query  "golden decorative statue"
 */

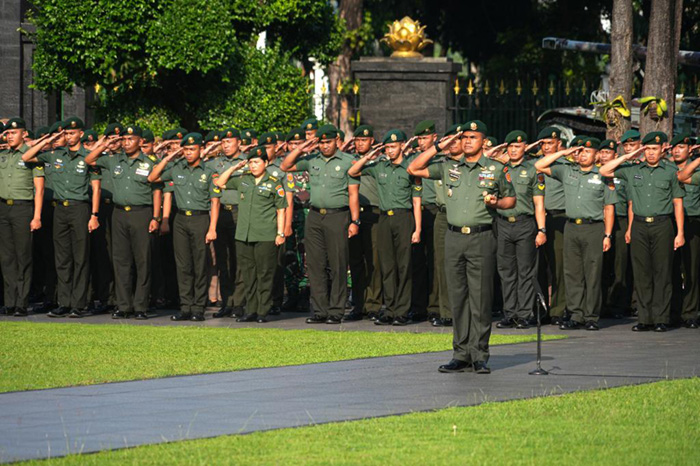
xmin=381 ymin=17 xmax=433 ymax=58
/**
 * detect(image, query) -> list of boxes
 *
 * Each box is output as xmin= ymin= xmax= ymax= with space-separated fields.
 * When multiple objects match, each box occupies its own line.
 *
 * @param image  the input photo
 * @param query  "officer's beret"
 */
xmin=338 ymin=130 xmax=346 ymax=141
xmin=302 ymin=118 xmax=318 ymax=131
xmin=260 ymin=132 xmax=277 ymax=145
xmin=382 ymin=129 xmax=407 ymax=144
xmin=537 ymin=126 xmax=561 ymax=140
xmin=241 ymin=137 xmax=252 ymax=145
xmin=570 ymin=135 xmax=585 ymax=147
xmin=620 ymin=129 xmax=641 ymax=143
xmin=414 ymin=120 xmax=436 ymax=136
xmin=275 ymin=131 xmax=285 ymax=141
xmin=172 ymin=127 xmax=188 ymax=139
xmin=242 ymin=129 xmax=258 ymax=139
xmin=204 ymin=130 xmax=221 ymax=144
xmin=485 ymin=136 xmax=498 ymax=148
xmin=104 ymin=123 xmax=123 ymax=136
xmin=141 ymin=129 xmax=155 ymax=143
xmin=180 ymin=132 xmax=203 ymax=147
xmin=124 ymin=125 xmax=142 ymax=137
xmin=641 ymin=131 xmax=667 ymax=145
xmin=5 ymin=117 xmax=26 ymax=130
xmin=464 ymin=120 xmax=487 ymax=135
xmin=317 ymin=124 xmax=339 ymax=140
xmin=669 ymin=132 xmax=692 ymax=147
xmin=246 ymin=145 xmax=269 ymax=161
xmin=582 ymin=137 xmax=601 ymax=149
xmin=504 ymin=130 xmax=528 ymax=144
xmin=599 ymin=139 xmax=617 ymax=151
xmin=81 ymin=129 xmax=98 ymax=143
xmin=221 ymin=128 xmax=240 ymax=139
xmin=286 ymin=128 xmax=305 ymax=142
xmin=49 ymin=121 xmax=65 ymax=134
xmin=0 ymin=121 xmax=5 ymax=133
xmin=35 ymin=126 xmax=50 ymax=138
xmin=26 ymin=129 xmax=35 ymax=139
xmin=410 ymin=139 xmax=419 ymax=149
xmin=63 ymin=117 xmax=85 ymax=130
xmin=444 ymin=123 xmax=464 ymax=137
xmin=354 ymin=125 xmax=374 ymax=138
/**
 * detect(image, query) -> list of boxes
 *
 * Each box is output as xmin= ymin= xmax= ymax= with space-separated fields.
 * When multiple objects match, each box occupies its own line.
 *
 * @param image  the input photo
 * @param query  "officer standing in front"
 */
xmin=409 ymin=120 xmax=516 ymax=374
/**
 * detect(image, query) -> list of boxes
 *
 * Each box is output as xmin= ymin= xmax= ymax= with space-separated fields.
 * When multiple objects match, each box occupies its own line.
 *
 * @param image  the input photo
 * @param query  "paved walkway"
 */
xmin=1 ymin=316 xmax=698 ymax=463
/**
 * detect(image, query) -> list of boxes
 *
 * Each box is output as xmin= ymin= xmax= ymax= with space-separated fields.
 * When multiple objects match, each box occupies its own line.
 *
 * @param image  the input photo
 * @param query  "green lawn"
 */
xmin=0 ymin=322 xmax=559 ymax=393
xmin=20 ymin=378 xmax=700 ymax=465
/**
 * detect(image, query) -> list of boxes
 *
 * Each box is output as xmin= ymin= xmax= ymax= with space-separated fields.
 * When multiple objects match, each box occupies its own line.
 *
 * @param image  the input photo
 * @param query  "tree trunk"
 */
xmin=640 ymin=0 xmax=683 ymax=135
xmin=327 ymin=0 xmax=362 ymax=136
xmin=608 ymin=0 xmax=634 ymax=140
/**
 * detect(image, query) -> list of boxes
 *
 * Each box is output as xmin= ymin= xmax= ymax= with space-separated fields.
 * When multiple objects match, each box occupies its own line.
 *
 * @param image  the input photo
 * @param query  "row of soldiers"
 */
xmin=1 ymin=115 xmax=699 ymax=373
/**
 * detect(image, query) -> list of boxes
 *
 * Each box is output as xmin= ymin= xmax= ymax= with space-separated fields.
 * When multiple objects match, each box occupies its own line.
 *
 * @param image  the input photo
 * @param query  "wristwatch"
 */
xmin=351 ymin=219 xmax=361 ymax=226
xmin=91 ymin=212 xmax=99 ymax=217
xmin=604 ymin=233 xmax=613 ymax=239
xmin=538 ymin=227 xmax=546 ymax=234
xmin=434 ymin=140 xmax=441 ymax=152
xmin=153 ymin=216 xmax=162 ymax=223
xmin=277 ymin=232 xmax=285 ymax=238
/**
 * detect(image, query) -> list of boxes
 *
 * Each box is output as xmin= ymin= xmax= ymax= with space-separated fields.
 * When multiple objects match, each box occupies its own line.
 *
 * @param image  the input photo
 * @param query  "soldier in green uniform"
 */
xmin=281 ymin=125 xmax=360 ymax=324
xmin=214 ymin=146 xmax=287 ymax=322
xmin=537 ymin=138 xmax=616 ymax=330
xmin=495 ymin=130 xmax=546 ymax=329
xmin=85 ymin=125 xmax=162 ymax=319
xmin=302 ymin=118 xmax=318 ymax=140
xmin=600 ymin=132 xmax=685 ymax=332
xmin=207 ymin=128 xmax=247 ymax=318
xmin=409 ymin=120 xmax=516 ymax=374
xmin=349 ymin=129 xmax=422 ymax=325
xmin=22 ymin=117 xmax=101 ymax=318
xmin=673 ymin=135 xmax=700 ymax=328
xmin=81 ymin=130 xmax=98 ymax=150
xmin=148 ymin=133 xmax=221 ymax=321
xmin=0 ymin=118 xmax=44 ymax=316
xmin=346 ymin=124 xmax=383 ymax=321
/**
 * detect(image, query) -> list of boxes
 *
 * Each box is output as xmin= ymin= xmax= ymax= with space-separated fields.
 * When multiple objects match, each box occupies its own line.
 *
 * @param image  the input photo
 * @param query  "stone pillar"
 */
xmin=351 ymin=57 xmax=461 ymax=136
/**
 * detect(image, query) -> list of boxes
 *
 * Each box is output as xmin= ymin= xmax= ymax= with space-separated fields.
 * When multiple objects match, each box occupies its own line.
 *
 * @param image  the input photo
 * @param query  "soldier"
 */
xmin=22 ymin=117 xmax=101 ymax=318
xmin=242 ymin=129 xmax=259 ymax=147
xmin=536 ymin=138 xmax=616 ymax=330
xmin=302 ymin=118 xmax=318 ymax=140
xmin=346 ymin=124 xmax=383 ymax=321
xmin=495 ymin=130 xmax=546 ymax=329
xmin=0 ymin=118 xmax=44 ymax=316
xmin=148 ymin=133 xmax=221 ymax=321
xmin=349 ymin=129 xmax=422 ymax=325
xmin=600 ymin=132 xmax=684 ymax=332
xmin=81 ymin=130 xmax=98 ymax=151
xmin=214 ymin=146 xmax=287 ymax=322
xmin=281 ymin=125 xmax=360 ymax=324
xmin=409 ymin=120 xmax=516 ymax=374
xmin=85 ymin=125 xmax=162 ymax=319
xmin=672 ymin=134 xmax=700 ymax=328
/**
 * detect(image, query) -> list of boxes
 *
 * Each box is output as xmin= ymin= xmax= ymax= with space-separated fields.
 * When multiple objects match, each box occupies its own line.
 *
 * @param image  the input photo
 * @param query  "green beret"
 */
xmin=485 ymin=136 xmax=498 ymax=148
xmin=582 ymin=137 xmax=601 ymax=149
xmin=274 ymin=131 xmax=285 ymax=141
xmin=63 ymin=117 xmax=85 ymax=130
xmin=560 ymin=138 xmax=569 ymax=148
xmin=382 ymin=129 xmax=407 ymax=144
xmin=221 ymin=128 xmax=240 ymax=139
xmin=353 ymin=125 xmax=374 ymax=138
xmin=414 ymin=120 xmax=436 ymax=136
xmin=641 ymin=131 xmax=667 ymax=145
xmin=26 ymin=129 xmax=35 ymax=139
xmin=242 ymin=129 xmax=258 ymax=140
xmin=537 ymin=126 xmax=561 ymax=140
xmin=410 ymin=139 xmax=419 ymax=149
xmin=670 ymin=133 xmax=692 ymax=147
xmin=241 ymin=137 xmax=252 ymax=145
xmin=599 ymin=139 xmax=618 ymax=151
xmin=260 ymin=132 xmax=278 ymax=145
xmin=0 ymin=122 xmax=5 ymax=133
xmin=246 ymin=145 xmax=268 ymax=161
xmin=338 ymin=130 xmax=346 ymax=141
xmin=620 ymin=129 xmax=641 ymax=143
xmin=504 ymin=130 xmax=528 ymax=144
xmin=464 ymin=120 xmax=487 ymax=135
xmin=142 ymin=129 xmax=155 ymax=143
xmin=444 ymin=123 xmax=464 ymax=137
xmin=286 ymin=128 xmax=305 ymax=142
xmin=173 ymin=127 xmax=188 ymax=139
xmin=180 ymin=132 xmax=203 ymax=147
xmin=124 ymin=125 xmax=143 ymax=137
xmin=81 ymin=130 xmax=98 ymax=143
xmin=36 ymin=126 xmax=50 ymax=138
xmin=302 ymin=118 xmax=318 ymax=131
xmin=104 ymin=123 xmax=123 ymax=136
xmin=5 ymin=117 xmax=26 ymax=130
xmin=49 ymin=121 xmax=65 ymax=134
xmin=317 ymin=124 xmax=339 ymax=140
xmin=204 ymin=130 xmax=221 ymax=144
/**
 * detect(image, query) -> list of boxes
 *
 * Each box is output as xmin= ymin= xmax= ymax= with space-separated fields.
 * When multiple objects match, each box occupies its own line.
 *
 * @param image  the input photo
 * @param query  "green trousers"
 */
xmin=496 ymin=216 xmax=537 ymax=321
xmin=445 ymin=228 xmax=496 ymax=364
xmin=236 ymin=240 xmax=278 ymax=317
xmin=214 ymin=207 xmax=246 ymax=309
xmin=173 ymin=213 xmax=210 ymax=314
xmin=0 ymin=202 xmax=34 ymax=308
xmin=111 ymin=206 xmax=153 ymax=313
xmin=377 ymin=210 xmax=413 ymax=318
xmin=672 ymin=216 xmax=700 ymax=322
xmin=433 ymin=209 xmax=451 ymax=318
xmin=349 ymin=206 xmax=383 ymax=314
xmin=54 ymin=202 xmax=91 ymax=309
xmin=604 ymin=216 xmax=632 ymax=314
xmin=89 ymin=200 xmax=114 ymax=305
xmin=563 ymin=221 xmax=604 ymax=323
xmin=539 ymin=211 xmax=567 ymax=316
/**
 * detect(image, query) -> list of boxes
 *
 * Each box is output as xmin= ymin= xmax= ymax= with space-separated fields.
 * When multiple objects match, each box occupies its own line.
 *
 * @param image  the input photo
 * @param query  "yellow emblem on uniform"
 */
xmin=127 ymin=127 xmax=134 ymax=134
xmin=457 ymin=126 xmax=462 ymax=132
xmin=470 ymin=122 xmax=477 ymax=130
xmin=214 ymin=135 xmax=219 ymax=141
xmin=391 ymin=134 xmax=397 ymax=142
xmin=188 ymin=136 xmax=195 ymax=144
xmin=213 ymin=187 xmax=221 ymax=193
xmin=655 ymin=136 xmax=660 ymax=143
xmin=609 ymin=141 xmax=614 ymax=148
xmin=176 ymin=132 xmax=182 ymax=138
xmin=551 ymin=131 xmax=557 ymax=138
xmin=200 ymin=174 xmax=207 ymax=181
xmin=11 ymin=121 xmax=17 ymax=128
xmin=226 ymin=131 xmax=232 ymax=138
xmin=70 ymin=121 xmax=77 ymax=128
xmin=517 ymin=136 xmax=522 ymax=142
xmin=267 ymin=137 xmax=272 ymax=143
xmin=115 ymin=127 xmax=121 ymax=135
xmin=294 ymin=134 xmax=301 ymax=140
xmin=363 ymin=129 xmax=369 ymax=136
xmin=485 ymin=140 xmax=492 ymax=147
xmin=306 ymin=124 xmax=312 ymax=130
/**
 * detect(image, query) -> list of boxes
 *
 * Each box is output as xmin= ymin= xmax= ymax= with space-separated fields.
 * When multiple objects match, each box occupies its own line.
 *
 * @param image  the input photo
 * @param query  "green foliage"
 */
xmin=92 ymin=104 xmax=180 ymax=138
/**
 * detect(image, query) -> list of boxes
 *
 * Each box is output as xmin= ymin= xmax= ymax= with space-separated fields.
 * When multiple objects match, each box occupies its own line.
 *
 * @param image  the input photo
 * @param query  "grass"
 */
xmin=0 ymin=322 xmax=561 ymax=393
xmin=19 ymin=378 xmax=700 ymax=465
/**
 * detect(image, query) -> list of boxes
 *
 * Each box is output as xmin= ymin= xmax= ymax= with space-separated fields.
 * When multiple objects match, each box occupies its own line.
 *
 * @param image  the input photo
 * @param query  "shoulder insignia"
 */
xmin=213 ymin=187 xmax=221 ymax=194
xmin=276 ymin=185 xmax=284 ymax=197
xmin=148 ymin=154 xmax=157 ymax=162
xmin=269 ymin=175 xmax=278 ymax=182
xmin=36 ymin=165 xmax=44 ymax=171
xmin=505 ymin=172 xmax=512 ymax=183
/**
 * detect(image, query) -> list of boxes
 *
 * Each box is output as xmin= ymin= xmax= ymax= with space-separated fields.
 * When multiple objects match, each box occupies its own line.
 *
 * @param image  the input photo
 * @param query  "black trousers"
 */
xmin=112 ymin=207 xmax=153 ymax=313
xmin=0 ymin=202 xmax=34 ymax=308
xmin=89 ymin=201 xmax=114 ymax=305
xmin=349 ymin=206 xmax=382 ymax=314
xmin=433 ymin=210 xmax=451 ymax=318
xmin=496 ymin=216 xmax=537 ymax=321
xmin=173 ymin=214 xmax=210 ymax=314
xmin=672 ymin=216 xmax=700 ymax=322
xmin=53 ymin=202 xmax=91 ymax=309
xmin=31 ymin=200 xmax=57 ymax=304
xmin=377 ymin=210 xmax=413 ymax=318
xmin=539 ymin=211 xmax=567 ymax=316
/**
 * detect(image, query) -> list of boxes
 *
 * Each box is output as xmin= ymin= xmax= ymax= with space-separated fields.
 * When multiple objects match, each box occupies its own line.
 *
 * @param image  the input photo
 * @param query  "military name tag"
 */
xmin=135 ymin=168 xmax=150 ymax=176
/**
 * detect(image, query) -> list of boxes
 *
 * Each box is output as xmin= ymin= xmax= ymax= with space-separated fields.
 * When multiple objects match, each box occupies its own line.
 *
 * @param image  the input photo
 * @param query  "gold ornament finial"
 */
xmin=381 ymin=17 xmax=433 ymax=58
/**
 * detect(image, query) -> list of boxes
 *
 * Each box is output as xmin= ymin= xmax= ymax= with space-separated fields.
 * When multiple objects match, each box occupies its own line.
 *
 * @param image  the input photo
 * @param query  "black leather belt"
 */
xmin=311 ymin=206 xmax=349 ymax=215
xmin=177 ymin=209 xmax=209 ymax=217
xmin=380 ymin=208 xmax=410 ymax=216
xmin=448 ymin=224 xmax=493 ymax=235
xmin=634 ymin=214 xmax=671 ymax=224
xmin=115 ymin=204 xmax=151 ymax=212
xmin=568 ymin=218 xmax=602 ymax=225
xmin=498 ymin=214 xmax=533 ymax=223
xmin=0 ymin=197 xmax=32 ymax=206
xmin=547 ymin=209 xmax=565 ymax=215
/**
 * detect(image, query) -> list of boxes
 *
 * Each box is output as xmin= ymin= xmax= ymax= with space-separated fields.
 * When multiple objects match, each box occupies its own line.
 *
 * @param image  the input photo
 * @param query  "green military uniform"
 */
xmin=294 ymin=126 xmax=360 ymax=322
xmin=550 ymin=149 xmax=617 ymax=325
xmin=38 ymin=118 xmax=100 ymax=317
xmin=615 ymin=132 xmax=684 ymax=328
xmin=495 ymin=130 xmax=544 ymax=326
xmin=0 ymin=119 xmax=44 ymax=315
xmin=427 ymin=120 xmax=515 ymax=367
xmin=160 ymin=133 xmax=221 ymax=320
xmin=94 ymin=125 xmax=160 ymax=318
xmin=223 ymin=147 xmax=288 ymax=321
xmin=266 ymin=153 xmax=287 ymax=311
xmin=432 ymin=159 xmax=451 ymax=323
xmin=348 ymin=124 xmax=383 ymax=319
xmin=361 ymin=129 xmax=421 ymax=324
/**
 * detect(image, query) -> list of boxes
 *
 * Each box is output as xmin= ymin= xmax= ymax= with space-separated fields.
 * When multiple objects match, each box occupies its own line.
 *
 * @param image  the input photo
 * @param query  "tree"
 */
xmin=607 ymin=0 xmax=634 ymax=139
